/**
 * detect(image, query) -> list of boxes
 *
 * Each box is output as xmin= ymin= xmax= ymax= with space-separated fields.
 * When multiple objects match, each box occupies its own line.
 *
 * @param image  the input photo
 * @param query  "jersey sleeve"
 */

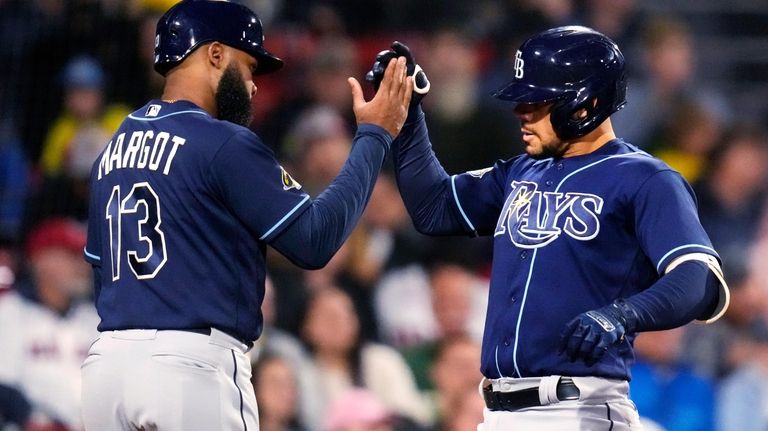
xmin=450 ymin=159 xmax=512 ymax=236
xmin=633 ymin=170 xmax=719 ymax=274
xmin=208 ymin=131 xmax=311 ymax=242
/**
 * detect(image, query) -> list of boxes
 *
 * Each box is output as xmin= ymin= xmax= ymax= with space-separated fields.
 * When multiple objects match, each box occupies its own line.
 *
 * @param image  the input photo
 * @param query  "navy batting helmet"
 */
xmin=493 ymin=26 xmax=626 ymax=140
xmin=154 ymin=0 xmax=283 ymax=76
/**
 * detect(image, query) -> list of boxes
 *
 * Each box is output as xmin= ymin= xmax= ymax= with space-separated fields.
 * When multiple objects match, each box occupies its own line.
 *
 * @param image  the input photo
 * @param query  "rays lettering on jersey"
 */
xmin=494 ymin=181 xmax=603 ymax=248
xmin=97 ymin=130 xmax=186 ymax=180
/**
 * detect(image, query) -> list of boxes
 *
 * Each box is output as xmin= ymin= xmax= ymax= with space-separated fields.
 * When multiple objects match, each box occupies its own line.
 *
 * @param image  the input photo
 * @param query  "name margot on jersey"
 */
xmin=97 ymin=130 xmax=186 ymax=180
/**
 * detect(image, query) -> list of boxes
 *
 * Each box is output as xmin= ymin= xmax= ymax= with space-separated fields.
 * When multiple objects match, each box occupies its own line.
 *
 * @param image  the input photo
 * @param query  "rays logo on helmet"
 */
xmin=280 ymin=167 xmax=301 ymax=191
xmin=514 ymin=50 xmax=525 ymax=79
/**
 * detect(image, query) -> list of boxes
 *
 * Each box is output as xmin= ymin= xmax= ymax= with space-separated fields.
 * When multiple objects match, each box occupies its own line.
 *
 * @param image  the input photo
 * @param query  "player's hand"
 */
xmin=365 ymin=41 xmax=430 ymax=107
xmin=559 ymin=300 xmax=638 ymax=366
xmin=349 ymin=56 xmax=413 ymax=138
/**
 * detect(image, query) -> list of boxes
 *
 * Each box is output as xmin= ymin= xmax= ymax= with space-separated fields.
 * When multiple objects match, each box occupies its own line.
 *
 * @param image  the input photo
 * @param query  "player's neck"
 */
xmin=161 ymin=70 xmax=217 ymax=116
xmin=562 ymin=120 xmax=616 ymax=158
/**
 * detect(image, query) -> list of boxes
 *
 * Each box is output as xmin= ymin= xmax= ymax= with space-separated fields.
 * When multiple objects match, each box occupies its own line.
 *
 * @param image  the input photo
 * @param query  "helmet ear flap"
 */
xmin=551 ymin=83 xmax=621 ymax=140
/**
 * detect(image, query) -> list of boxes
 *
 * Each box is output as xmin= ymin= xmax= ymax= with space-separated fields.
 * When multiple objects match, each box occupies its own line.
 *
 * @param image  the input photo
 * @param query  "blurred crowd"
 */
xmin=1 ymin=0 xmax=768 ymax=430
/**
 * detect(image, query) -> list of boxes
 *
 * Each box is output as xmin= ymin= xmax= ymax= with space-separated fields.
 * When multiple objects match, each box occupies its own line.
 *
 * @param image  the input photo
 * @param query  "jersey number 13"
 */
xmin=106 ymin=182 xmax=167 ymax=281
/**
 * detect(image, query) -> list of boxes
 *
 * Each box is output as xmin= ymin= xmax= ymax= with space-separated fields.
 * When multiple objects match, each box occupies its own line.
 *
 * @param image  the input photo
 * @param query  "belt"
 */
xmin=181 ymin=327 xmax=254 ymax=350
xmin=483 ymin=377 xmax=580 ymax=412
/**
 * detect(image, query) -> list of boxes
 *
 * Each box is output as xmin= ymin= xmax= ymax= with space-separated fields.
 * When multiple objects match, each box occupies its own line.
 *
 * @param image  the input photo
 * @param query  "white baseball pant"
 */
xmin=479 ymin=376 xmax=643 ymax=430
xmin=81 ymin=328 xmax=258 ymax=430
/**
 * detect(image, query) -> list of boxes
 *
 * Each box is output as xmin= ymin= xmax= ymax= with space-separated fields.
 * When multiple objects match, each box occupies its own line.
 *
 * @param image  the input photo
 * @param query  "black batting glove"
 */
xmin=559 ymin=300 xmax=638 ymax=366
xmin=366 ymin=41 xmax=430 ymax=107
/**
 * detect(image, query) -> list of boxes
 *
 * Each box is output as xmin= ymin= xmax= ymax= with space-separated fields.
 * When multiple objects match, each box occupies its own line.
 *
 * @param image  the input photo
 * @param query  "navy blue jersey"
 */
xmin=84 ymin=100 xmax=311 ymax=342
xmin=449 ymin=139 xmax=717 ymax=380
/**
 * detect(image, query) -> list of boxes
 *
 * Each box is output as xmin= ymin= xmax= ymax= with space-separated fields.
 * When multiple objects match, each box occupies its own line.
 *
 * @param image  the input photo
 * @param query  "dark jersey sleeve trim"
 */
xmin=450 ymin=174 xmax=477 ymax=233
xmin=83 ymin=247 xmax=101 ymax=266
xmin=655 ymin=244 xmax=720 ymax=274
xmin=258 ymin=195 xmax=311 ymax=242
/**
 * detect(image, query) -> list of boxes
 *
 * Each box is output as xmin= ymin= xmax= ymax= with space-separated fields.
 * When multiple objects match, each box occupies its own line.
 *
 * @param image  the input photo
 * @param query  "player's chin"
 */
xmin=524 ymin=144 xmax=545 ymax=160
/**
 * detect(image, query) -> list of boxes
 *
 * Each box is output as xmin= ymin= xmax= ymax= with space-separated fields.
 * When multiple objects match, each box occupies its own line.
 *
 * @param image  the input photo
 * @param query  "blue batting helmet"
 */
xmin=493 ymin=26 xmax=627 ymax=140
xmin=154 ymin=0 xmax=283 ymax=76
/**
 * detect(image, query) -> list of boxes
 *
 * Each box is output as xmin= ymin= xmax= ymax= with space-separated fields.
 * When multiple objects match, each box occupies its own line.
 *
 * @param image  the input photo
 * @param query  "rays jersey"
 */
xmin=84 ymin=100 xmax=310 ymax=343
xmin=449 ymin=139 xmax=717 ymax=380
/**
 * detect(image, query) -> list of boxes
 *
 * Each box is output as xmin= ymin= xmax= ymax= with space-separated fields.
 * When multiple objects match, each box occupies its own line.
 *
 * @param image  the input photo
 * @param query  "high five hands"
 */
xmin=348 ymin=56 xmax=413 ymax=139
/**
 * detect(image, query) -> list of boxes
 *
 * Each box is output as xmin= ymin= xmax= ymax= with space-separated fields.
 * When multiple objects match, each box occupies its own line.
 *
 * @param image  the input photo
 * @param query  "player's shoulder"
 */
xmin=608 ymin=139 xmax=677 ymax=175
xmin=485 ymin=154 xmax=527 ymax=175
xmin=128 ymin=100 xmax=269 ymax=151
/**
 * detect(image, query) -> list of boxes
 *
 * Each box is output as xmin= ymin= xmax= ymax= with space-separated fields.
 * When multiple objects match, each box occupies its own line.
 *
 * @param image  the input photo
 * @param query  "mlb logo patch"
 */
xmin=146 ymin=104 xmax=162 ymax=117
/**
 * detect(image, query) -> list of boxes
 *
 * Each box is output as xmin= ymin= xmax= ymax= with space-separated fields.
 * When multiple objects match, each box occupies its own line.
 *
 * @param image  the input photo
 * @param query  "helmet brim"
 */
xmin=491 ymin=81 xmax=565 ymax=104
xmin=253 ymin=47 xmax=284 ymax=75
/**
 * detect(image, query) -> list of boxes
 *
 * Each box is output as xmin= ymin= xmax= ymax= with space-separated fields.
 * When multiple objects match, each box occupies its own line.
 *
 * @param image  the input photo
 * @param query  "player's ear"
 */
xmin=206 ymin=42 xmax=226 ymax=71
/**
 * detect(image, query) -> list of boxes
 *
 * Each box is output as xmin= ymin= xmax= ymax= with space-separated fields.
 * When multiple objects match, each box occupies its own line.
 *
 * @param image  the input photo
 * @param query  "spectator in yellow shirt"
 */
xmin=40 ymin=55 xmax=129 ymax=177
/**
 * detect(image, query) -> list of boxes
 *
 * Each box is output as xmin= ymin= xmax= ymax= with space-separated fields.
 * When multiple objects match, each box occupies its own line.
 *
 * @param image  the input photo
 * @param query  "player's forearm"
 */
xmin=622 ymin=260 xmax=719 ymax=332
xmin=271 ymin=124 xmax=389 ymax=269
xmin=392 ymin=107 xmax=468 ymax=235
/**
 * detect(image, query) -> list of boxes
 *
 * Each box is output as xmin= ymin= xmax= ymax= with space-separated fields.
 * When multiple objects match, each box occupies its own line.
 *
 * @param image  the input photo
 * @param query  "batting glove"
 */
xmin=559 ymin=300 xmax=638 ymax=366
xmin=366 ymin=41 xmax=430 ymax=107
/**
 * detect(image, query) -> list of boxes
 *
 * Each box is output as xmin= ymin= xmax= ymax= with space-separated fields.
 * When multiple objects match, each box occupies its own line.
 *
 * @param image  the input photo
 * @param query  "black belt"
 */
xmin=181 ymin=328 xmax=254 ymax=349
xmin=483 ymin=377 xmax=580 ymax=412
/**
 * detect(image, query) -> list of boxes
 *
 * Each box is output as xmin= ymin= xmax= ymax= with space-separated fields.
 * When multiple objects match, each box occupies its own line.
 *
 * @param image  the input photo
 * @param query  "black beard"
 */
xmin=215 ymin=64 xmax=253 ymax=127
xmin=529 ymin=139 xmax=569 ymax=160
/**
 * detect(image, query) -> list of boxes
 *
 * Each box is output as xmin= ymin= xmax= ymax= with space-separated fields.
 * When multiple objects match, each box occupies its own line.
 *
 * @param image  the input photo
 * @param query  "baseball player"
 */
xmin=80 ymin=1 xmax=413 ymax=430
xmin=366 ymin=27 xmax=730 ymax=429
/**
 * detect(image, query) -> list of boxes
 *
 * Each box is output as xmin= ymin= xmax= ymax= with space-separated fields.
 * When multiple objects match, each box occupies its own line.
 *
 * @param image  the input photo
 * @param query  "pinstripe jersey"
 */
xmin=450 ymin=139 xmax=717 ymax=380
xmin=84 ymin=100 xmax=310 ymax=342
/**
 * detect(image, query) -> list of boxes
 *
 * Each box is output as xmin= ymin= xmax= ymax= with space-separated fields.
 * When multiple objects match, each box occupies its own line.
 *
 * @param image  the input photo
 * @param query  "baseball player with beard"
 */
xmin=80 ymin=1 xmax=413 ymax=429
xmin=366 ymin=27 xmax=730 ymax=429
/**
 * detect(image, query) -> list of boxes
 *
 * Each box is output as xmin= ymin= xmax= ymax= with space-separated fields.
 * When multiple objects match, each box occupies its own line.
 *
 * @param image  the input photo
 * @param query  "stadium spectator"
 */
xmin=255 ymin=276 xmax=321 ymax=427
xmin=649 ymin=98 xmax=726 ymax=184
xmin=300 ymin=287 xmax=430 ymax=429
xmin=39 ymin=55 xmax=128 ymax=177
xmin=694 ymin=126 xmax=768 ymax=272
xmin=441 ymin=387 xmax=485 ymax=431
xmin=716 ymin=331 xmax=768 ymax=431
xmin=251 ymin=354 xmax=309 ymax=431
xmin=426 ymin=336 xmax=482 ymax=426
xmin=631 ymin=328 xmax=716 ymax=431
xmin=0 ymin=218 xmax=98 ymax=430
xmin=322 ymin=388 xmax=394 ymax=431
xmin=420 ymin=28 xmax=517 ymax=173
xmin=24 ymin=56 xmax=130 ymax=232
xmin=611 ymin=17 xmax=729 ymax=149
xmin=399 ymin=264 xmax=486 ymax=390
